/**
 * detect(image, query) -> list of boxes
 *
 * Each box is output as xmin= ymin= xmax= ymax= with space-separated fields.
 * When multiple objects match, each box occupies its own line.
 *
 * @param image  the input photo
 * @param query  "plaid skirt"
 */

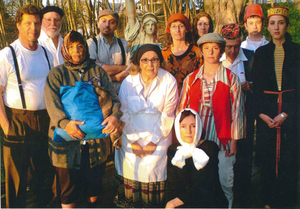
xmin=114 ymin=176 xmax=166 ymax=208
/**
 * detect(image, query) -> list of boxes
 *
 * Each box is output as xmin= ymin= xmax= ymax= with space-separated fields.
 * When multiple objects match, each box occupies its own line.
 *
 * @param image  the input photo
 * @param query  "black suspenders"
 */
xmin=8 ymin=45 xmax=51 ymax=110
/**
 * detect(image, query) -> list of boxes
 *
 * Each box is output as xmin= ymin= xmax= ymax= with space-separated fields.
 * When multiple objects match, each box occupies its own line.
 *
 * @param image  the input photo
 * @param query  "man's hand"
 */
xmin=226 ymin=139 xmax=237 ymax=157
xmin=65 ymin=120 xmax=85 ymax=139
xmin=102 ymin=116 xmax=119 ymax=134
xmin=131 ymin=141 xmax=144 ymax=157
xmin=143 ymin=142 xmax=157 ymax=156
xmin=241 ymin=81 xmax=252 ymax=91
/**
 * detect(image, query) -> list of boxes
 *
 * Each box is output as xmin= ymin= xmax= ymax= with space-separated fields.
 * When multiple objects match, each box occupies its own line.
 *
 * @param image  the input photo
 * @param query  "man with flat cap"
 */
xmin=39 ymin=5 xmax=64 ymax=67
xmin=87 ymin=9 xmax=130 ymax=94
xmin=221 ymin=23 xmax=255 ymax=207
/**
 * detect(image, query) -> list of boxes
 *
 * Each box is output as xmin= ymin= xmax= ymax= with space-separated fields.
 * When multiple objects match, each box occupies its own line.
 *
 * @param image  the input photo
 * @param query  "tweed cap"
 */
xmin=98 ymin=9 xmax=119 ymax=21
xmin=197 ymin=33 xmax=226 ymax=46
xmin=221 ymin=24 xmax=241 ymax=40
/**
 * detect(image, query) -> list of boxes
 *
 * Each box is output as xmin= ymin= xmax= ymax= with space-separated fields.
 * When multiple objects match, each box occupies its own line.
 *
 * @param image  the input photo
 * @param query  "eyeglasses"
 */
xmin=140 ymin=57 xmax=160 ymax=64
xmin=43 ymin=18 xmax=61 ymax=24
xmin=170 ymin=24 xmax=186 ymax=31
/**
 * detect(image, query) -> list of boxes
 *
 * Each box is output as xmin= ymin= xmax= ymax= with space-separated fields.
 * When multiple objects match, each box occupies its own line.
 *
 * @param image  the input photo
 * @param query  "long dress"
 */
xmin=252 ymin=34 xmax=300 ymax=207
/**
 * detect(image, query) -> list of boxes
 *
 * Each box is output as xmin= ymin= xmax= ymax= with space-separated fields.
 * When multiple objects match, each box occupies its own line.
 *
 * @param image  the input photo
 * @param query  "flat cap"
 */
xmin=41 ymin=6 xmax=64 ymax=18
xmin=98 ymin=9 xmax=119 ymax=21
xmin=197 ymin=33 xmax=225 ymax=46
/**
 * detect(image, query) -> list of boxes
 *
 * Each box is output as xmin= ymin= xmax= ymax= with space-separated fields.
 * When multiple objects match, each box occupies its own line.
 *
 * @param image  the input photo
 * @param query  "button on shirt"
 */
xmin=220 ymin=48 xmax=247 ymax=83
xmin=241 ymin=36 xmax=269 ymax=52
xmin=38 ymin=30 xmax=64 ymax=67
xmin=87 ymin=34 xmax=129 ymax=67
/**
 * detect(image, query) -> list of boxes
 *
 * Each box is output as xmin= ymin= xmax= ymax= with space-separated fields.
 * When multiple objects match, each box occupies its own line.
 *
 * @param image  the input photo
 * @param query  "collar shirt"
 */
xmin=241 ymin=35 xmax=269 ymax=52
xmin=38 ymin=30 xmax=63 ymax=67
xmin=220 ymin=48 xmax=247 ymax=83
xmin=87 ymin=34 xmax=130 ymax=67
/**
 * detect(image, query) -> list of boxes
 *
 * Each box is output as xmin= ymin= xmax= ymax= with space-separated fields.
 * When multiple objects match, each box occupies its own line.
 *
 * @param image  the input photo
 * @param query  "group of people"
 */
xmin=0 ymin=1 xmax=299 ymax=209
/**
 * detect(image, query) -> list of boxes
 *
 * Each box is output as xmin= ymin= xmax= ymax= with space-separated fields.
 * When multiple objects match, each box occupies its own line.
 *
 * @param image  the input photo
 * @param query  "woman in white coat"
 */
xmin=115 ymin=44 xmax=178 ymax=207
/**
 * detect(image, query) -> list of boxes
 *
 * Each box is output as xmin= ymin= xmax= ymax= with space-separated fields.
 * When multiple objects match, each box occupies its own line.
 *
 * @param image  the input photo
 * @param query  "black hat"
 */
xmin=41 ymin=6 xmax=64 ymax=18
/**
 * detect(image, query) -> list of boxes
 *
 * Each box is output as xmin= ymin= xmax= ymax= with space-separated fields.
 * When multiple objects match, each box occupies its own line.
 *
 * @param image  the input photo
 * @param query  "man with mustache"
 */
xmin=39 ymin=6 xmax=64 ymax=67
xmin=87 ymin=9 xmax=130 ymax=94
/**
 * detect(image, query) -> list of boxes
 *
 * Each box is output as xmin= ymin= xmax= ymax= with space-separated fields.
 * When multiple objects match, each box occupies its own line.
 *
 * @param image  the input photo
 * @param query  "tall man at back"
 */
xmin=38 ymin=5 xmax=64 ymax=67
xmin=241 ymin=4 xmax=268 ymax=52
xmin=0 ymin=5 xmax=54 ymax=208
xmin=87 ymin=9 xmax=130 ymax=94
xmin=221 ymin=24 xmax=255 ymax=207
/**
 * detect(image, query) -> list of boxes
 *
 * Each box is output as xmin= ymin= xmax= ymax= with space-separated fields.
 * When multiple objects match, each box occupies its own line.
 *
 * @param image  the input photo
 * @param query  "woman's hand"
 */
xmin=65 ymin=120 xmax=85 ymax=139
xmin=131 ymin=141 xmax=144 ymax=157
xmin=165 ymin=198 xmax=184 ymax=209
xmin=226 ymin=139 xmax=237 ymax=157
xmin=102 ymin=116 xmax=119 ymax=134
xmin=273 ymin=112 xmax=288 ymax=128
xmin=259 ymin=113 xmax=276 ymax=128
xmin=143 ymin=142 xmax=157 ymax=156
xmin=241 ymin=81 xmax=252 ymax=91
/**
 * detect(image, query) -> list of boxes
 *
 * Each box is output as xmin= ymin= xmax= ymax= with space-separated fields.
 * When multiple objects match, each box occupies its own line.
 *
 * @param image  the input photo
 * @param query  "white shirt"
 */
xmin=38 ymin=30 xmax=64 ymax=67
xmin=241 ymin=36 xmax=269 ymax=52
xmin=115 ymin=68 xmax=178 ymax=182
xmin=220 ymin=48 xmax=247 ymax=83
xmin=0 ymin=39 xmax=53 ymax=110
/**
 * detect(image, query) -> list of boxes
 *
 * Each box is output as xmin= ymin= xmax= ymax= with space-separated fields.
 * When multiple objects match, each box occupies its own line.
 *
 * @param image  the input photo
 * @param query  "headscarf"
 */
xmin=166 ymin=13 xmax=192 ymax=33
xmin=61 ymin=30 xmax=90 ymax=67
xmin=131 ymin=44 xmax=163 ymax=66
xmin=171 ymin=108 xmax=209 ymax=170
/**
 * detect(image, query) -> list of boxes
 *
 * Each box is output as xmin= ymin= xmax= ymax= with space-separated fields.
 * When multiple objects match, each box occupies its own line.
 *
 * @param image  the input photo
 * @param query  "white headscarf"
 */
xmin=171 ymin=108 xmax=209 ymax=170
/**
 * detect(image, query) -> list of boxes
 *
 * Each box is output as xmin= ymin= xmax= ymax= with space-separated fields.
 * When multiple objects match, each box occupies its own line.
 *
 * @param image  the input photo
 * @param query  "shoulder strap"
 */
xmin=93 ymin=37 xmax=98 ymax=55
xmin=41 ymin=46 xmax=51 ymax=70
xmin=117 ymin=38 xmax=126 ymax=65
xmin=8 ymin=45 xmax=27 ymax=110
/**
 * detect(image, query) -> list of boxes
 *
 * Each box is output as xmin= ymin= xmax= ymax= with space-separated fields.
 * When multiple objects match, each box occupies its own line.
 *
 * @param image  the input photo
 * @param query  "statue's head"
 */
xmin=142 ymin=13 xmax=158 ymax=36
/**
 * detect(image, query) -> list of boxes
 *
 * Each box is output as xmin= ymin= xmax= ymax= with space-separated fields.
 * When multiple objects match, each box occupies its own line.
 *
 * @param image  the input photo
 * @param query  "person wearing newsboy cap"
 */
xmin=177 ymin=33 xmax=245 ymax=208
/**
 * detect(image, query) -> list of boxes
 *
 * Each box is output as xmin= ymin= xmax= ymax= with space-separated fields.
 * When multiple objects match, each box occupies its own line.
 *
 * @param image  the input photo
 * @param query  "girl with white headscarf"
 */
xmin=165 ymin=109 xmax=227 ymax=208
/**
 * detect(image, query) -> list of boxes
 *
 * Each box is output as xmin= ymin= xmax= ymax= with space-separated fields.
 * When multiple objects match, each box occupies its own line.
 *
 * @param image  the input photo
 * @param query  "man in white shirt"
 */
xmin=39 ymin=6 xmax=64 ymax=67
xmin=87 ymin=9 xmax=130 ymax=94
xmin=0 ymin=5 xmax=54 ymax=208
xmin=221 ymin=23 xmax=255 ymax=208
xmin=241 ymin=4 xmax=269 ymax=52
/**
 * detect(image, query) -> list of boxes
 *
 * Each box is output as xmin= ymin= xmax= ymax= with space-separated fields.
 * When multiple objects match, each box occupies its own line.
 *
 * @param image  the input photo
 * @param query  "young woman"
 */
xmin=166 ymin=109 xmax=228 ymax=208
xmin=252 ymin=7 xmax=300 ymax=208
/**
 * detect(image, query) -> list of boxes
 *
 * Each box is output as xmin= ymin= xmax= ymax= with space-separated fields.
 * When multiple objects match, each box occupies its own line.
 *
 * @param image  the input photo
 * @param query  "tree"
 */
xmin=203 ymin=0 xmax=248 ymax=33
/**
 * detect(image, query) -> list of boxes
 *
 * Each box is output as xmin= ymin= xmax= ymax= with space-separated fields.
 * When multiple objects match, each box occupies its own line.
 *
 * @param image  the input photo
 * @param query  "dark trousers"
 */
xmin=233 ymin=116 xmax=255 ymax=207
xmin=3 ymin=107 xmax=55 ymax=208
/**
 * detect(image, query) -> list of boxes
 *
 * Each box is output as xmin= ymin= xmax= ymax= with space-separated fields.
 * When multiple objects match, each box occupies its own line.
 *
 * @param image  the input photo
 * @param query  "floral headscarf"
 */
xmin=61 ymin=30 xmax=90 ymax=67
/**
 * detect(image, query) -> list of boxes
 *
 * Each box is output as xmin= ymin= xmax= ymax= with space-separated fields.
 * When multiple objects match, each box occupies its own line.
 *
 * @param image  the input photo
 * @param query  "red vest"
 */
xmin=187 ymin=68 xmax=233 ymax=145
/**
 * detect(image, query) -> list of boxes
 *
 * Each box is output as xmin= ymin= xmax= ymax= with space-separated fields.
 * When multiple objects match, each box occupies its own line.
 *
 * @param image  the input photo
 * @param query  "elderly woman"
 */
xmin=162 ymin=13 xmax=202 ymax=91
xmin=165 ymin=109 xmax=228 ymax=208
xmin=115 ymin=44 xmax=178 ymax=207
xmin=252 ymin=7 xmax=300 ymax=208
xmin=177 ymin=33 xmax=245 ymax=208
xmin=44 ymin=30 xmax=122 ymax=208
xmin=192 ymin=11 xmax=214 ymax=45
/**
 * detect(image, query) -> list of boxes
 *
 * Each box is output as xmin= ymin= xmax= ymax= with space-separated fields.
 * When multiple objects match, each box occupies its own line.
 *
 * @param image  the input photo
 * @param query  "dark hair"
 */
xmin=16 ymin=5 xmax=42 ymax=24
xmin=179 ymin=110 xmax=195 ymax=123
xmin=165 ymin=20 xmax=193 ymax=47
xmin=192 ymin=12 xmax=214 ymax=44
xmin=41 ymin=6 xmax=64 ymax=18
xmin=199 ymin=42 xmax=225 ymax=56
xmin=68 ymin=30 xmax=85 ymax=46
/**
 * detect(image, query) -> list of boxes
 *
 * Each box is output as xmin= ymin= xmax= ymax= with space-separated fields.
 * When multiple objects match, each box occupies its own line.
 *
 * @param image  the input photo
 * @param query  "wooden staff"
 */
xmin=263 ymin=89 xmax=294 ymax=177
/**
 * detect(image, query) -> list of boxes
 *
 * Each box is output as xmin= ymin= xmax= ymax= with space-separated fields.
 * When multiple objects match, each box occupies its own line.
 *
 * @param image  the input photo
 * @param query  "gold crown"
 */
xmin=267 ymin=7 xmax=289 ymax=18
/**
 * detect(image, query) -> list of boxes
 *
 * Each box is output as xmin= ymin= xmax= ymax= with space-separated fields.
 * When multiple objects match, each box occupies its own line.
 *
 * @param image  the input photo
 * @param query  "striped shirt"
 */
xmin=177 ymin=65 xmax=245 ymax=151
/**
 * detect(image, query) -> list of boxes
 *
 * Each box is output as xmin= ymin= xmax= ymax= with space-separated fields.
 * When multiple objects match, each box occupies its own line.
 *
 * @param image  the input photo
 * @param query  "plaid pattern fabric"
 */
xmin=121 ymin=178 xmax=166 ymax=208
